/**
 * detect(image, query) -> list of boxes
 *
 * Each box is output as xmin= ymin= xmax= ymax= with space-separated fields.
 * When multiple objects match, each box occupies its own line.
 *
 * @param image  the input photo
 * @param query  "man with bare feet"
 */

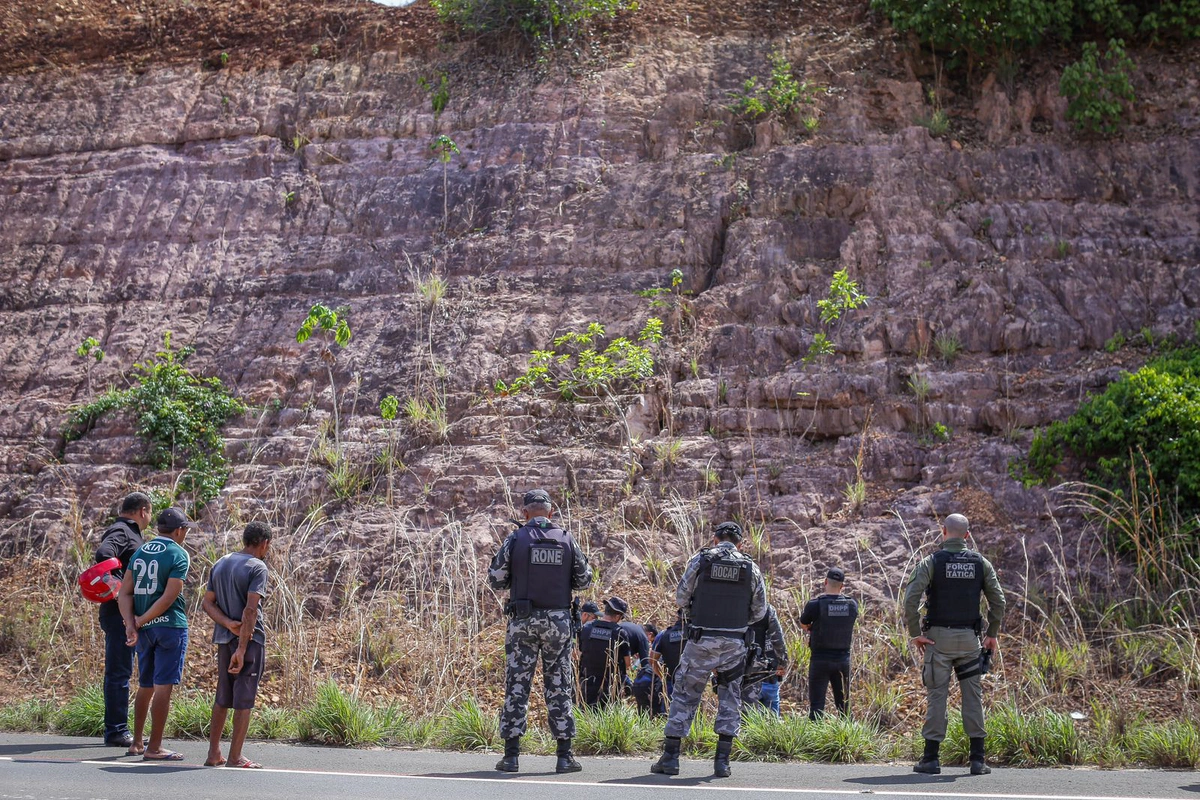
xmin=119 ymin=507 xmax=193 ymax=760
xmin=202 ymin=521 xmax=272 ymax=769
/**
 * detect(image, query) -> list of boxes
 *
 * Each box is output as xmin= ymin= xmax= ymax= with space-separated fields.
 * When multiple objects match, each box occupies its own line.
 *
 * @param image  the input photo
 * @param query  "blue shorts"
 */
xmin=136 ymin=626 xmax=189 ymax=687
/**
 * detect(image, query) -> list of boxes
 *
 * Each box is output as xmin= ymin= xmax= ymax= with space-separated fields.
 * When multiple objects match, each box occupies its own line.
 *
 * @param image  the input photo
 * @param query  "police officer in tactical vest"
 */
xmin=488 ymin=489 xmax=592 ymax=774
xmin=651 ymin=521 xmax=766 ymax=778
xmin=647 ymin=610 xmax=685 ymax=716
xmin=903 ymin=513 xmax=1006 ymax=776
xmin=578 ymin=597 xmax=635 ymax=707
xmin=800 ymin=567 xmax=858 ymax=719
xmin=741 ymin=604 xmax=787 ymax=715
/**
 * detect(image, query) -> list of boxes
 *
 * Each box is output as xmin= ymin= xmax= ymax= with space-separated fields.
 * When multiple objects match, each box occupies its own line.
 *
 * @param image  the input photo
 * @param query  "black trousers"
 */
xmin=809 ymin=653 xmax=850 ymax=720
xmin=100 ymin=612 xmax=133 ymax=738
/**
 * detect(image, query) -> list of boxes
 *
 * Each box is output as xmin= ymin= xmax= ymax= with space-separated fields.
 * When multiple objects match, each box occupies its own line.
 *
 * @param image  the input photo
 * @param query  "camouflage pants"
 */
xmin=665 ymin=636 xmax=747 ymax=738
xmin=499 ymin=609 xmax=576 ymax=741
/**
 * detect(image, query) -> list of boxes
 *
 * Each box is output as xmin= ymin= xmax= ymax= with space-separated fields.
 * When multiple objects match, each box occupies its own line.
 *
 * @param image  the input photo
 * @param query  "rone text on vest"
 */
xmin=530 ymin=545 xmax=564 ymax=566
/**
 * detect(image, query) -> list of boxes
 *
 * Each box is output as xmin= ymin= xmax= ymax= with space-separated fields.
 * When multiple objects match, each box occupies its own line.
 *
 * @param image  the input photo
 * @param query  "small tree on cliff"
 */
xmin=430 ymin=135 xmax=460 ymax=234
xmin=496 ymin=318 xmax=665 ymax=474
xmin=296 ymin=303 xmax=353 ymax=448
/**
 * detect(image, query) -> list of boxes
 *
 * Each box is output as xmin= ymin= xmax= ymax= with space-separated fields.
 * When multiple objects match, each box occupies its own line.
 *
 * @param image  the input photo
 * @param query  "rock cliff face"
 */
xmin=1 ymin=26 xmax=1197 ymax=598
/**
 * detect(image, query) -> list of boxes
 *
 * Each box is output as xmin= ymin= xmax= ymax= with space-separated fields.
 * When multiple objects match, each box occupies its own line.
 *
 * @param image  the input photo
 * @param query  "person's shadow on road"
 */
xmin=603 ymin=775 xmax=726 ymax=787
xmin=1178 ymin=784 xmax=1200 ymax=794
xmin=0 ymin=743 xmax=106 ymax=757
xmin=99 ymin=764 xmax=206 ymax=775
xmin=845 ymin=773 xmax=964 ymax=786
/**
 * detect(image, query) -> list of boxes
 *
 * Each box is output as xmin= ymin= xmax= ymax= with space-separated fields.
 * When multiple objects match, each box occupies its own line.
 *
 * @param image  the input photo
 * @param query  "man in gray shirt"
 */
xmin=201 ymin=522 xmax=271 ymax=768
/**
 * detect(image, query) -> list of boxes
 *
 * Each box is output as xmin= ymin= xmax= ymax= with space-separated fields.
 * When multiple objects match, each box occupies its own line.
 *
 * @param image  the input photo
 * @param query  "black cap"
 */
xmin=156 ymin=507 xmax=196 ymax=531
xmin=604 ymin=596 xmax=629 ymax=616
xmin=826 ymin=567 xmax=845 ymax=583
xmin=714 ymin=521 xmax=743 ymax=541
xmin=580 ymin=601 xmax=600 ymax=614
xmin=523 ymin=489 xmax=551 ymax=506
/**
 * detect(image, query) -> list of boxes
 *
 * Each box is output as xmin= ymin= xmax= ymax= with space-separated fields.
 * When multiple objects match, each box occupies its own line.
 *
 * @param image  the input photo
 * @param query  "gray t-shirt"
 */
xmin=208 ymin=551 xmax=268 ymax=646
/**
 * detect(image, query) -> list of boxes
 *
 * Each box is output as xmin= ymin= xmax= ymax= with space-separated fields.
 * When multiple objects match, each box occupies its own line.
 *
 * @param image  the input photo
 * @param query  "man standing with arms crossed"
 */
xmin=119 ymin=507 xmax=194 ymax=761
xmin=904 ymin=513 xmax=1006 ymax=776
xmin=94 ymin=492 xmax=151 ymax=749
xmin=202 ymin=521 xmax=272 ymax=768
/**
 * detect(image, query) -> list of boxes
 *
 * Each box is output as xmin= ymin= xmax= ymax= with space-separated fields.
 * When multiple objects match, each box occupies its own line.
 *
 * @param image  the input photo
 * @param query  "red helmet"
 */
xmin=79 ymin=558 xmax=122 ymax=603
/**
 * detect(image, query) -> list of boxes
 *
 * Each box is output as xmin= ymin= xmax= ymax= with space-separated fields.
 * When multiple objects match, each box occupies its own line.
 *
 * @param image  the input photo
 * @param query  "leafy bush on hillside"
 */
xmin=870 ymin=0 xmax=1073 ymax=67
xmin=1077 ymin=0 xmax=1200 ymax=38
xmin=430 ymin=0 xmax=635 ymax=47
xmin=66 ymin=332 xmax=245 ymax=509
xmin=1026 ymin=344 xmax=1200 ymax=537
xmin=1060 ymin=39 xmax=1136 ymax=135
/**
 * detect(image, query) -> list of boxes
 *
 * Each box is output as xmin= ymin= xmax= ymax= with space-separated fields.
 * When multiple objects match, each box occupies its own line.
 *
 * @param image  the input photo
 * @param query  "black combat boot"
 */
xmin=650 ymin=736 xmax=681 ymax=775
xmin=913 ymin=738 xmax=941 ymax=774
xmin=713 ymin=734 xmax=734 ymax=778
xmin=495 ymin=737 xmax=520 ymax=772
xmin=969 ymin=737 xmax=991 ymax=775
xmin=556 ymin=738 xmax=582 ymax=773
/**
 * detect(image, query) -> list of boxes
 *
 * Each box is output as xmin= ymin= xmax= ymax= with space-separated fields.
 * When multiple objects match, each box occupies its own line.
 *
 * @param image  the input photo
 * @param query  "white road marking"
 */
xmin=0 ymin=755 xmax=1192 ymax=800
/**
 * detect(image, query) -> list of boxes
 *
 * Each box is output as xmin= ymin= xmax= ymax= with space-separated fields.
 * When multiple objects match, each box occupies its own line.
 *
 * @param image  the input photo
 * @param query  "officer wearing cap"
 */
xmin=489 ymin=489 xmax=592 ymax=774
xmin=903 ymin=513 xmax=1006 ymax=776
xmin=578 ymin=597 xmax=635 ymax=707
xmin=651 ymin=521 xmax=766 ymax=779
xmin=800 ymin=568 xmax=858 ymax=719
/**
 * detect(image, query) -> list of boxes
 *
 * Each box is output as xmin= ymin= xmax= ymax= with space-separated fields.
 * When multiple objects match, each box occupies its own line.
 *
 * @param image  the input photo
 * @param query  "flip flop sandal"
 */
xmin=204 ymin=759 xmax=227 ymax=767
xmin=229 ymin=759 xmax=263 ymax=769
xmin=142 ymin=751 xmax=184 ymax=761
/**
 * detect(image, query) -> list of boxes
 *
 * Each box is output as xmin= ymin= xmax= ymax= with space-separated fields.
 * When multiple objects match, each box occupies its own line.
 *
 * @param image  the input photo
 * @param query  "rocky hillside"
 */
xmin=1 ymin=0 xmax=1198 ymax=603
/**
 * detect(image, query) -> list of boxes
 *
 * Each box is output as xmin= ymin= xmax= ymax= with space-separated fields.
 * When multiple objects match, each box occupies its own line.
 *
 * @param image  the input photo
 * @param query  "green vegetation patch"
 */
xmin=1025 ymin=344 xmax=1200 ymax=540
xmin=65 ymin=332 xmax=245 ymax=510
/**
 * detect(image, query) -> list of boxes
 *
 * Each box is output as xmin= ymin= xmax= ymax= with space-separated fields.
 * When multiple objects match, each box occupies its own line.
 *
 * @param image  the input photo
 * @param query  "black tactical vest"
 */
xmin=809 ymin=595 xmax=856 ymax=651
xmin=508 ymin=522 xmax=572 ymax=610
xmin=925 ymin=549 xmax=985 ymax=627
xmin=656 ymin=624 xmax=684 ymax=674
xmin=581 ymin=620 xmax=619 ymax=678
xmin=689 ymin=548 xmax=753 ymax=630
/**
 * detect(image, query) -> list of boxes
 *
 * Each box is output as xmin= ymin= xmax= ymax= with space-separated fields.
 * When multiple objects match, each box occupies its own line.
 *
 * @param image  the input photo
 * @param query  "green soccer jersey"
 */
xmin=129 ymin=537 xmax=191 ymax=629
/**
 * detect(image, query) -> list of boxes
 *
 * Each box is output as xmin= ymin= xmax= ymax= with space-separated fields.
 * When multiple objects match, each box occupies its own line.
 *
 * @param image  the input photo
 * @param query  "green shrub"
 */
xmin=1126 ymin=719 xmax=1200 ymax=767
xmin=989 ymin=704 xmax=1085 ymax=765
xmin=730 ymin=50 xmax=817 ymax=121
xmin=1077 ymin=0 xmax=1200 ymax=38
xmin=247 ymin=706 xmax=299 ymax=740
xmin=55 ymin=685 xmax=105 ymax=737
xmin=1025 ymin=344 xmax=1200 ymax=529
xmin=871 ymin=0 xmax=1072 ymax=67
xmin=1060 ymin=39 xmax=1136 ymax=135
xmin=430 ymin=0 xmax=635 ymax=47
xmin=804 ymin=715 xmax=882 ymax=762
xmin=299 ymin=681 xmax=383 ymax=746
xmin=65 ymin=332 xmax=245 ymax=509
xmin=0 ymin=698 xmax=56 ymax=732
xmin=169 ymin=692 xmax=227 ymax=739
xmin=436 ymin=696 xmax=499 ymax=751
xmin=573 ymin=703 xmax=660 ymax=754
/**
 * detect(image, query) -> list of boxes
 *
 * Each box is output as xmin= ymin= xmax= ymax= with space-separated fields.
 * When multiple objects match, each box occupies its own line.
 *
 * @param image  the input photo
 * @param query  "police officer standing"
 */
xmin=489 ymin=489 xmax=592 ymax=774
xmin=651 ymin=521 xmax=766 ymax=778
xmin=741 ymin=604 xmax=787 ymax=715
xmin=800 ymin=568 xmax=858 ymax=719
xmin=578 ymin=597 xmax=635 ymax=707
xmin=903 ymin=513 xmax=1005 ymax=776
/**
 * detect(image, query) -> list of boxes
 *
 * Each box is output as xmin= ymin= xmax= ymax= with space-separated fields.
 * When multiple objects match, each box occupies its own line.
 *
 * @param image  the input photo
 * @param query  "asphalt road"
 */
xmin=2 ymin=733 xmax=1198 ymax=800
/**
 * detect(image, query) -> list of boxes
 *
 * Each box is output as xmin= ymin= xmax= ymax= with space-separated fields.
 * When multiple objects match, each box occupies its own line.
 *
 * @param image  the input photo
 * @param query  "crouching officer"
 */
xmin=741 ymin=604 xmax=787 ymax=715
xmin=651 ymin=521 xmax=766 ymax=778
xmin=646 ymin=611 xmax=685 ymax=716
xmin=800 ymin=567 xmax=858 ymax=719
xmin=579 ymin=597 xmax=635 ymax=707
xmin=903 ymin=513 xmax=1005 ymax=776
xmin=489 ymin=489 xmax=592 ymax=774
